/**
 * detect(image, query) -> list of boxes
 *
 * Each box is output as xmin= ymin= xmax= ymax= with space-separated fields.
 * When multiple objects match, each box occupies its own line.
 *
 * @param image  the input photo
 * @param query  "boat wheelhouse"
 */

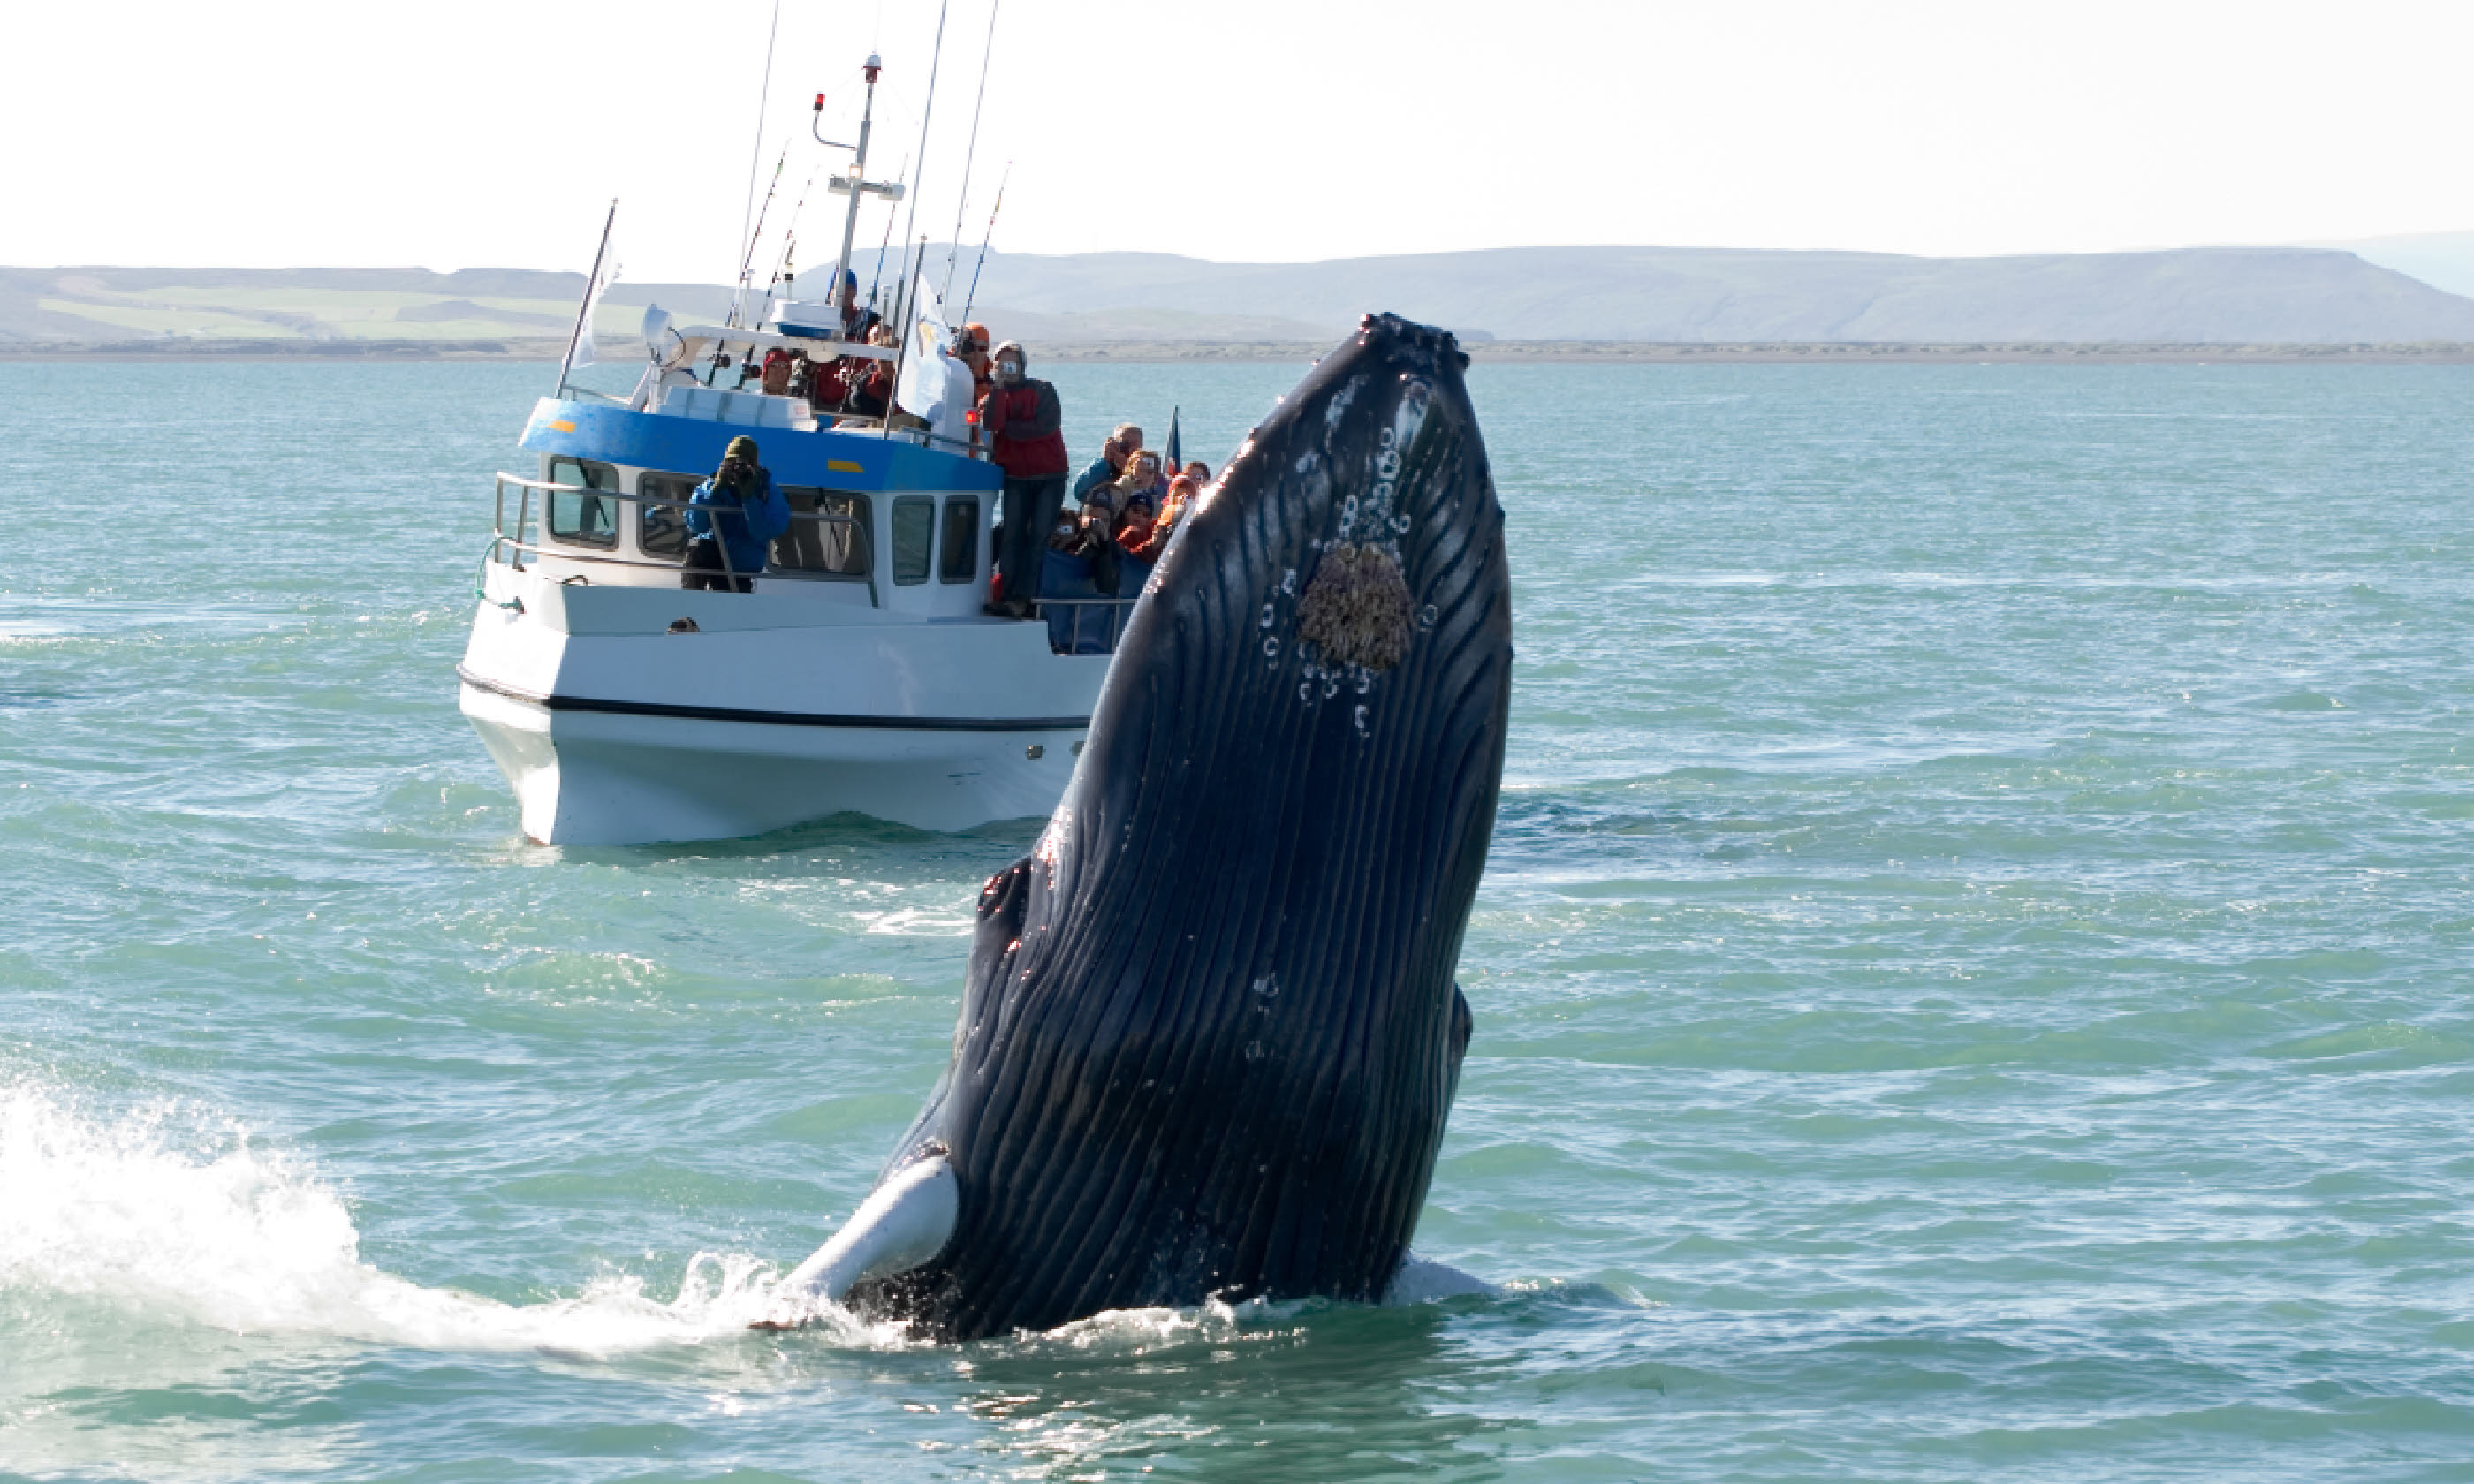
xmin=457 ymin=337 xmax=1135 ymax=845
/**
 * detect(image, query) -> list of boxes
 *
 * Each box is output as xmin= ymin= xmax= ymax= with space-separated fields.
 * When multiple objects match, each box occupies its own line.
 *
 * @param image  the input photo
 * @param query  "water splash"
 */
xmin=0 ymin=1083 xmax=823 ymax=1358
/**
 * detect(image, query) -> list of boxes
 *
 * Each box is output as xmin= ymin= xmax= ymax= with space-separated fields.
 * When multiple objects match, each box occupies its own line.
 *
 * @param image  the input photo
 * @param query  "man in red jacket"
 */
xmin=977 ymin=339 xmax=1070 ymax=618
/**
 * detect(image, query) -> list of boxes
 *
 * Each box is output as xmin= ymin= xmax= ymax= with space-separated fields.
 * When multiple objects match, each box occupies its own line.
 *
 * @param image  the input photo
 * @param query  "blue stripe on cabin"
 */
xmin=518 ymin=398 xmax=1001 ymax=493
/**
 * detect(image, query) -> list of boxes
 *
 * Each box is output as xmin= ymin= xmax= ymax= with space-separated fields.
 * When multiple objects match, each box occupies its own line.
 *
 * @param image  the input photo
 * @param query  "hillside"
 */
xmin=10 ymin=244 xmax=2474 ymax=348
xmin=2310 ymin=231 xmax=2474 ymax=300
xmin=934 ymin=245 xmax=2474 ymax=344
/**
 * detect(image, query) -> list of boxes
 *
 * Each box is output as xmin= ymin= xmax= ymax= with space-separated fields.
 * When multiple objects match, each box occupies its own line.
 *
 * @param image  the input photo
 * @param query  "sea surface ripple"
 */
xmin=2 ymin=359 xmax=2470 ymax=1482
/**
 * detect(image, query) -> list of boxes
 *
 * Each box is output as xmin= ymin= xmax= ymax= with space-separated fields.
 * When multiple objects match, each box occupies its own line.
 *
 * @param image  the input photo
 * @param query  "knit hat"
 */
xmin=725 ymin=435 xmax=760 ymax=462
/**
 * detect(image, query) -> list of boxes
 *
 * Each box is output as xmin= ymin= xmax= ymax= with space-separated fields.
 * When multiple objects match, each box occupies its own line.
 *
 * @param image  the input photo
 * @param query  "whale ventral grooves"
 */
xmin=842 ymin=311 xmax=1511 ymax=1341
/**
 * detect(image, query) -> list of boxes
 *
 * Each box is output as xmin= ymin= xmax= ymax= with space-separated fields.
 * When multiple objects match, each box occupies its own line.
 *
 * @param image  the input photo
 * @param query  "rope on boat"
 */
xmin=476 ymin=541 xmax=525 ymax=613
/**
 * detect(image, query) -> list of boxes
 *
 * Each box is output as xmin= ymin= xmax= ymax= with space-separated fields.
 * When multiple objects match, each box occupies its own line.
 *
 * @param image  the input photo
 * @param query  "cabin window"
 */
xmin=772 ymin=488 xmax=872 ymax=579
xmin=637 ymin=473 xmax=697 ymax=558
xmin=891 ymin=497 xmax=935 ymax=585
xmin=939 ymin=496 xmax=979 ymax=583
xmin=545 ymin=457 xmax=619 ymax=549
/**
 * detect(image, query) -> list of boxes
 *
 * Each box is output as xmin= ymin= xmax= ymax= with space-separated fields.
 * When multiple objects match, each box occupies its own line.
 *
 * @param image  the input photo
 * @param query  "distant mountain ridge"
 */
xmin=8 ymin=245 xmax=2474 ymax=346
xmin=935 ymin=245 xmax=2474 ymax=344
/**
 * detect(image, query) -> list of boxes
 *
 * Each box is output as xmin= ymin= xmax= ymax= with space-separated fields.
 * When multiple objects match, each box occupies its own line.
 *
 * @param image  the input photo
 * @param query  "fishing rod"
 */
xmin=888 ymin=232 xmax=927 ymax=415
xmin=942 ymin=0 xmax=1002 ymax=306
xmin=892 ymin=0 xmax=950 ymax=308
xmin=728 ymin=142 xmax=790 ymax=330
xmin=753 ymin=162 xmax=826 ymax=330
xmin=754 ymin=233 xmax=797 ymax=336
xmin=960 ymin=162 xmax=1011 ymax=320
xmin=728 ymin=0 xmax=786 ymax=329
xmin=866 ymin=154 xmax=911 ymax=316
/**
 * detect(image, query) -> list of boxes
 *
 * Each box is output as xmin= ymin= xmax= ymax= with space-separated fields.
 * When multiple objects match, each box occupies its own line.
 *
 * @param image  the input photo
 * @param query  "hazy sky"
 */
xmin=7 ymin=0 xmax=2469 ymax=282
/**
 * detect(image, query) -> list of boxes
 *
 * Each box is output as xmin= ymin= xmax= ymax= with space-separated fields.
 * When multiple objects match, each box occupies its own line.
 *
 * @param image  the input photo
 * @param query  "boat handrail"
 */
xmin=490 ymin=536 xmax=892 ymax=583
xmin=491 ymin=474 xmax=862 ymax=531
xmin=492 ymin=473 xmax=870 ymax=603
xmin=626 ymin=401 xmax=990 ymax=459
xmin=485 ymin=474 xmax=1138 ymax=640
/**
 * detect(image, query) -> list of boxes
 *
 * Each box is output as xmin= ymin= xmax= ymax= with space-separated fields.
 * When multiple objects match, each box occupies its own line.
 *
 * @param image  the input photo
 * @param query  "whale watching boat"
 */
xmin=458 ymin=49 xmax=1132 ymax=846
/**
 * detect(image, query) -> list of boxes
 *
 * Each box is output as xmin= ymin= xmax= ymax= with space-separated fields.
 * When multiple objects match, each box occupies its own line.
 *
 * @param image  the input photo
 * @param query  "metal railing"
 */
xmin=485 ymin=472 xmax=1144 ymax=651
xmin=487 ymin=473 xmax=880 ymax=607
xmin=1034 ymin=594 xmax=1142 ymax=655
xmin=644 ymin=375 xmax=989 ymax=460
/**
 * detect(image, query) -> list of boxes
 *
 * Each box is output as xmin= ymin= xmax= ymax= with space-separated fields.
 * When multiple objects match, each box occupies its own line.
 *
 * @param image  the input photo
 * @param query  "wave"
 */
xmin=1 ymin=1082 xmax=1529 ymax=1371
xmin=0 ymin=1082 xmax=892 ymax=1359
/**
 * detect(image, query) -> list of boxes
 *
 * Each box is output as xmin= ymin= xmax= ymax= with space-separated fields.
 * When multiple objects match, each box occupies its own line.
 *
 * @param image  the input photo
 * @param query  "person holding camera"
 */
xmin=977 ymin=341 xmax=1069 ymax=618
xmin=682 ymin=435 xmax=789 ymax=594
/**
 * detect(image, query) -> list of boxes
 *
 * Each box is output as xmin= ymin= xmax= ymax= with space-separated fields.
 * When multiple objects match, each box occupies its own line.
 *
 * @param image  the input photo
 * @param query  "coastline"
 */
xmin=4 ymin=337 xmax=2471 ymax=365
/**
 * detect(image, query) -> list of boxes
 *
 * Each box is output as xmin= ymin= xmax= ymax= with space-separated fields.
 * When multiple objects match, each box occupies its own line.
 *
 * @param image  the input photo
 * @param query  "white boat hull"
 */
xmin=459 ymin=566 xmax=1108 ymax=844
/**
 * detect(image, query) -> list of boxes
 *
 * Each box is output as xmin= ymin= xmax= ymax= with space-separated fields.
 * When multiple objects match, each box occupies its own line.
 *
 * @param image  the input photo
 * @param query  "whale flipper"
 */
xmin=759 ymin=1155 xmax=958 ymax=1326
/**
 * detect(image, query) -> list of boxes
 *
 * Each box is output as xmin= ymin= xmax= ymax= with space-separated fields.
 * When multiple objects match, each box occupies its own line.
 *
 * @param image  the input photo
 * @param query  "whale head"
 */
xmin=845 ymin=314 xmax=1513 ymax=1340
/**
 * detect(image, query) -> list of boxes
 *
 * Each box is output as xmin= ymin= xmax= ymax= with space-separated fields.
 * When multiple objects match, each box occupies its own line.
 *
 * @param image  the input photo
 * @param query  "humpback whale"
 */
xmin=767 ymin=314 xmax=1512 ymax=1341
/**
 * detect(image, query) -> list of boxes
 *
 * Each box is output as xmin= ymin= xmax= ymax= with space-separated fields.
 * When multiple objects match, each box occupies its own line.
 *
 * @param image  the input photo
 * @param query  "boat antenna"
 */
xmin=960 ymin=161 xmax=1010 ymax=320
xmin=942 ymin=0 xmax=1002 ymax=306
xmin=819 ymin=57 xmax=906 ymax=338
xmin=730 ymin=0 xmax=785 ymax=328
xmin=554 ymin=198 xmax=618 ymax=398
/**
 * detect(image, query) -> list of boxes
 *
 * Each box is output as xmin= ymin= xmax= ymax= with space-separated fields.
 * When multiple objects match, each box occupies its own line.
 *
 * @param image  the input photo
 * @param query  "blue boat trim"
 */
xmin=458 ymin=667 xmax=1089 ymax=731
xmin=520 ymin=398 xmax=1003 ymax=495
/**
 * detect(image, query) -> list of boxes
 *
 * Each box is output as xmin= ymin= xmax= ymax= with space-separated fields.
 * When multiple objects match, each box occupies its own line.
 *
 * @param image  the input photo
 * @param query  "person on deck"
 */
xmin=833 ymin=269 xmax=869 ymax=341
xmin=978 ymin=340 xmax=1070 ymax=618
xmin=682 ymin=436 xmax=789 ymax=594
xmin=1184 ymin=460 xmax=1210 ymax=483
xmin=957 ymin=323 xmax=995 ymax=406
xmin=759 ymin=346 xmax=796 ymax=396
xmin=1071 ymin=424 xmax=1145 ymax=505
xmin=1122 ymin=472 xmax=1198 ymax=562
xmin=847 ymin=325 xmax=899 ymax=418
xmin=1078 ymin=448 xmax=1165 ymax=593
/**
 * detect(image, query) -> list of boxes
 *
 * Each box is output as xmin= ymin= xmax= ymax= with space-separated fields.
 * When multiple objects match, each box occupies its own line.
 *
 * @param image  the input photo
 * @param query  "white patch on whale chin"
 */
xmin=1384 ymin=1253 xmax=1495 ymax=1304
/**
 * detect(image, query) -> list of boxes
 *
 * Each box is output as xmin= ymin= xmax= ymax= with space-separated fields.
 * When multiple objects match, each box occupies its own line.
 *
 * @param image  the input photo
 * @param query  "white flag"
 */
xmin=895 ymin=272 xmax=974 ymax=447
xmin=568 ymin=247 xmax=619 ymax=371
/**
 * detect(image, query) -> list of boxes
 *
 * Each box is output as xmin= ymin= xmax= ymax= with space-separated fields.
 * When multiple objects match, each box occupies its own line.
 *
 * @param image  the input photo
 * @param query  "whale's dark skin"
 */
xmin=847 ymin=314 xmax=1512 ymax=1341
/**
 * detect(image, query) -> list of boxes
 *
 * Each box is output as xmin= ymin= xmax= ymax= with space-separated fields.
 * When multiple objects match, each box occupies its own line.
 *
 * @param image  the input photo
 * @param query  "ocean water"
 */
xmin=2 ymin=355 xmax=2470 ymax=1483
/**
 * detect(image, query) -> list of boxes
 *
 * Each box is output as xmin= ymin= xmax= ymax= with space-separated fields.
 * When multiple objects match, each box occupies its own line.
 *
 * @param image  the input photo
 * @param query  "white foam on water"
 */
xmin=0 ymin=1083 xmax=897 ymax=1359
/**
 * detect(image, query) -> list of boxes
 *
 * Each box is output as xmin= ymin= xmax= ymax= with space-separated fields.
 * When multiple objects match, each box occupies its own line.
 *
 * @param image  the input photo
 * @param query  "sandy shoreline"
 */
xmin=4 ymin=337 xmax=2470 ymax=365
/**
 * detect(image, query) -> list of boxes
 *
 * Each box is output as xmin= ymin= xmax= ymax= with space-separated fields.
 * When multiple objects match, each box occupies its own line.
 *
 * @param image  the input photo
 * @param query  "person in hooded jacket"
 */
xmin=977 ymin=339 xmax=1069 ymax=617
xmin=682 ymin=435 xmax=790 ymax=593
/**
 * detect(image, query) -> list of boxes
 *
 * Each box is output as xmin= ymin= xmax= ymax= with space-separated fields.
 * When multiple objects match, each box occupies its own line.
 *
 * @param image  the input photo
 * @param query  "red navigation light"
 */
xmin=813 ymin=92 xmax=826 ymax=110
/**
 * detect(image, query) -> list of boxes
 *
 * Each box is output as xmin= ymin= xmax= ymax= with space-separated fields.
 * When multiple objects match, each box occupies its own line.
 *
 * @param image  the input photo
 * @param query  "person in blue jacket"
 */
xmin=682 ymin=435 xmax=789 ymax=593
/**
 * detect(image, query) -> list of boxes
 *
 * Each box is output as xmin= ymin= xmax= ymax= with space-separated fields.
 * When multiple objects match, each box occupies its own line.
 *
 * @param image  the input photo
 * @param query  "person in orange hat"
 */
xmin=957 ymin=322 xmax=996 ymax=409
